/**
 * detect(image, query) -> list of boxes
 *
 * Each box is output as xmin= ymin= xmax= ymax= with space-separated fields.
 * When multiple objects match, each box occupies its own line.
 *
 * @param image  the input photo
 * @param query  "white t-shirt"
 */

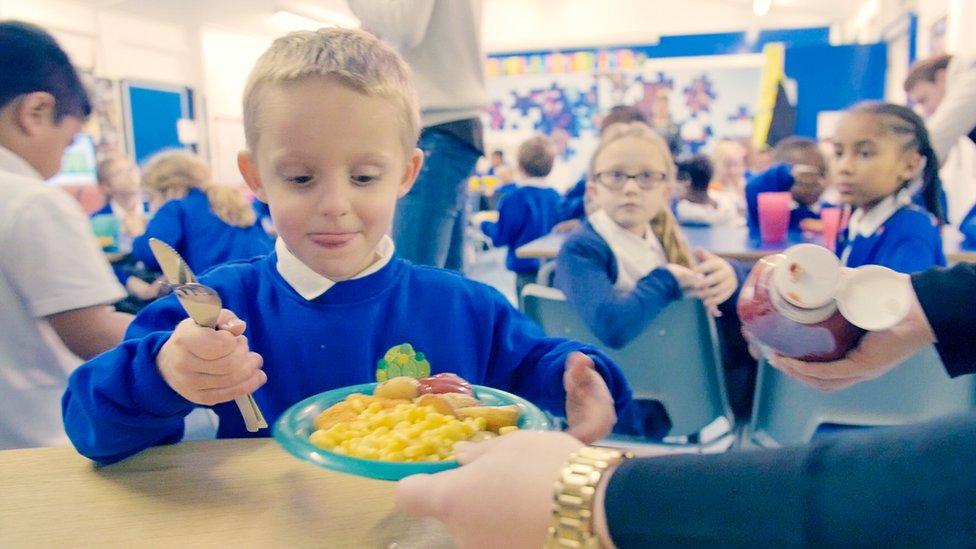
xmin=347 ymin=0 xmax=487 ymax=127
xmin=675 ymin=190 xmax=745 ymax=227
xmin=927 ymin=55 xmax=976 ymax=166
xmin=0 ymin=146 xmax=126 ymax=449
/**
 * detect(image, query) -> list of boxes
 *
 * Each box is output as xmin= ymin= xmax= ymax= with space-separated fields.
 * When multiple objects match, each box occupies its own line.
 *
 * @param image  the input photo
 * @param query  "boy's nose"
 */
xmin=316 ymin=179 xmax=352 ymax=216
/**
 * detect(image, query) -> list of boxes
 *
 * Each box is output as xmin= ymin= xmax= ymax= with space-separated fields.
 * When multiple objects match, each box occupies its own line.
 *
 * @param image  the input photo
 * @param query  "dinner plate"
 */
xmin=273 ymin=383 xmax=555 ymax=481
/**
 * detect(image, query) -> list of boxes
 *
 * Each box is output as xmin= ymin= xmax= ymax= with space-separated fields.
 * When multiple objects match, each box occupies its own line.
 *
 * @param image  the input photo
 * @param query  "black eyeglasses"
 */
xmin=592 ymin=170 xmax=669 ymax=190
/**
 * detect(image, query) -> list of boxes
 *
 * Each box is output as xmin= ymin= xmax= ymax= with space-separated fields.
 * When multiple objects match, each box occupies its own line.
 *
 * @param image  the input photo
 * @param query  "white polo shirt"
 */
xmin=0 ymin=145 xmax=125 ymax=449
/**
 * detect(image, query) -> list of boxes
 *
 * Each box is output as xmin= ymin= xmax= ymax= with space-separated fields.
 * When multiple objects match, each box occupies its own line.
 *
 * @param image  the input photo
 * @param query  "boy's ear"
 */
xmin=397 ymin=147 xmax=424 ymax=198
xmin=238 ymin=150 xmax=267 ymax=202
xmin=14 ymin=92 xmax=56 ymax=136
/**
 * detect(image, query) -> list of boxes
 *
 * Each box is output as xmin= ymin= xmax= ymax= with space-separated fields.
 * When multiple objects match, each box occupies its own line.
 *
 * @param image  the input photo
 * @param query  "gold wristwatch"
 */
xmin=545 ymin=446 xmax=634 ymax=548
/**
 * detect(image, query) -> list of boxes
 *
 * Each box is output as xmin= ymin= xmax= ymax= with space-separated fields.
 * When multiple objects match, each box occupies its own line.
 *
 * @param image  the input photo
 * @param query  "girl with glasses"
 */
xmin=554 ymin=123 xmax=743 ymax=438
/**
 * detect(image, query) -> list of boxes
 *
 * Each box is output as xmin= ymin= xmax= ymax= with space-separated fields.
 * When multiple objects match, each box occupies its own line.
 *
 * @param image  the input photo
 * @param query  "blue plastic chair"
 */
xmin=521 ymin=284 xmax=734 ymax=439
xmin=749 ymin=346 xmax=976 ymax=447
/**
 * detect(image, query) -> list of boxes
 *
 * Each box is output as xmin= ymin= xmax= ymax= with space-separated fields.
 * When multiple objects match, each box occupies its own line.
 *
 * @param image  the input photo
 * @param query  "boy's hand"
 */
xmin=157 ymin=310 xmax=266 ymax=406
xmin=564 ymin=352 xmax=616 ymax=443
xmin=693 ymin=249 xmax=737 ymax=316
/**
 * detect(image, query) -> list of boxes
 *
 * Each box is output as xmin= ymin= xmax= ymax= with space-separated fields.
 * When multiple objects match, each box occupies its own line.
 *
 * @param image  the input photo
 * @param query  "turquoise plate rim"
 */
xmin=272 ymin=382 xmax=554 ymax=481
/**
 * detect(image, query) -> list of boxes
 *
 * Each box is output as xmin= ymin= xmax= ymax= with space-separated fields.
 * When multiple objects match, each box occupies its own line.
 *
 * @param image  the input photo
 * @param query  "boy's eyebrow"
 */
xmin=351 ymin=151 xmax=397 ymax=164
xmin=268 ymin=150 xmax=397 ymax=166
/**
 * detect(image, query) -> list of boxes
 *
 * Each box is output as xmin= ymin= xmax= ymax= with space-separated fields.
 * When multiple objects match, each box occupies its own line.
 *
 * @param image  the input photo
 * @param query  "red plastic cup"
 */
xmin=757 ymin=192 xmax=791 ymax=244
xmin=820 ymin=207 xmax=841 ymax=252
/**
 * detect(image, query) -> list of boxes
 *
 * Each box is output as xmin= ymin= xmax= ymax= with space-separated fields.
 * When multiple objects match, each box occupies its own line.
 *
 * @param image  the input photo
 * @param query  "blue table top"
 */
xmin=515 ymin=225 xmax=976 ymax=263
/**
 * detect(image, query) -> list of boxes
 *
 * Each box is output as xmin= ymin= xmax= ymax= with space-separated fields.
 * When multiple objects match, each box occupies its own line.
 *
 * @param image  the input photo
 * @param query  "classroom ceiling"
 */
xmin=68 ymin=0 xmax=868 ymax=38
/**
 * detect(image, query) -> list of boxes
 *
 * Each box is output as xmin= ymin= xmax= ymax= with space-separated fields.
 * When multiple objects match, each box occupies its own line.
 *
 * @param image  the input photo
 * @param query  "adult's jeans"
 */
xmin=393 ymin=129 xmax=480 ymax=270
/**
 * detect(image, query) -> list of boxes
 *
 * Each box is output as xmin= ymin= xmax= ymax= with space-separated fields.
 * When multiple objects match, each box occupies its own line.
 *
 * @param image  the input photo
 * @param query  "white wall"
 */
xmin=483 ymin=0 xmax=834 ymax=53
xmin=200 ymin=29 xmax=271 ymax=184
xmin=946 ymin=0 xmax=976 ymax=54
xmin=916 ymin=0 xmax=976 ymax=224
xmin=915 ymin=0 xmax=950 ymax=56
xmin=0 ymin=0 xmax=201 ymax=85
xmin=0 ymin=0 xmax=206 ymax=158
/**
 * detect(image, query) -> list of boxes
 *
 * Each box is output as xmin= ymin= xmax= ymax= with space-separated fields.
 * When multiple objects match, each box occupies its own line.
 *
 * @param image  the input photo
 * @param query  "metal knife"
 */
xmin=148 ymin=238 xmax=268 ymax=432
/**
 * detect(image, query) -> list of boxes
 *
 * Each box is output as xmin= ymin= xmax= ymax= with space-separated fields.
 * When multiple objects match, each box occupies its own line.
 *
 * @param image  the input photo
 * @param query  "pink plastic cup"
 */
xmin=757 ymin=192 xmax=791 ymax=244
xmin=820 ymin=207 xmax=841 ymax=252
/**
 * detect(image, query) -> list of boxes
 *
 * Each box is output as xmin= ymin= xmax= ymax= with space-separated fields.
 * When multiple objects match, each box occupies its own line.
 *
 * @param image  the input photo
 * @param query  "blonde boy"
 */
xmin=63 ymin=29 xmax=632 ymax=463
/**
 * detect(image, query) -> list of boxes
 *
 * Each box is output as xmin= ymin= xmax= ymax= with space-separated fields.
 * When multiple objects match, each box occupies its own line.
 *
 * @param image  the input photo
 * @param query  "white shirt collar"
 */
xmin=789 ymin=198 xmax=823 ymax=215
xmin=275 ymin=235 xmax=395 ymax=300
xmin=847 ymin=189 xmax=911 ymax=238
xmin=0 ymin=145 xmax=42 ymax=180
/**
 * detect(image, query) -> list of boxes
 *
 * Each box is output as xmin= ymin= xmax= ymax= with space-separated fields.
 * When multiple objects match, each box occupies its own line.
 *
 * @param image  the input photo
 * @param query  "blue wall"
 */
xmin=124 ymin=83 xmax=194 ymax=164
xmin=784 ymin=43 xmax=888 ymax=138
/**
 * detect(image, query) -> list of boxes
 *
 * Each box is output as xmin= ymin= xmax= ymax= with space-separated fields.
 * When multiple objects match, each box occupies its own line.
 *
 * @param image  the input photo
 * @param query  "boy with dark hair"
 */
xmin=0 ymin=21 xmax=128 ymax=449
xmin=674 ymin=154 xmax=741 ymax=226
xmin=745 ymin=136 xmax=828 ymax=233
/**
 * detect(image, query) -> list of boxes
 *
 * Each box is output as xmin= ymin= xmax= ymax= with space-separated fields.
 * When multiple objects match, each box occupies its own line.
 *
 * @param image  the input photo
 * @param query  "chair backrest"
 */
xmin=749 ymin=346 xmax=976 ymax=447
xmin=521 ymin=284 xmax=733 ymax=437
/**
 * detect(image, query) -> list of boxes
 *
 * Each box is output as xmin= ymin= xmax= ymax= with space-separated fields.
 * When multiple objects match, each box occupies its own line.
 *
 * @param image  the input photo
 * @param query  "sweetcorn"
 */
xmin=309 ymin=397 xmax=493 ymax=462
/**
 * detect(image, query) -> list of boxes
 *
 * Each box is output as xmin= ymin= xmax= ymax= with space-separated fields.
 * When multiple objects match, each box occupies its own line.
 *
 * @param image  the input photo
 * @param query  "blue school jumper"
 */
xmin=745 ymin=164 xmax=823 ymax=233
xmin=62 ymin=254 xmax=634 ymax=463
xmin=554 ymin=222 xmax=748 ymax=438
xmin=560 ymin=176 xmax=588 ymax=221
xmin=132 ymin=188 xmax=273 ymax=274
xmin=481 ymin=184 xmax=563 ymax=273
xmin=838 ymin=204 xmax=946 ymax=274
xmin=959 ymin=203 xmax=976 ymax=246
xmin=555 ymin=222 xmax=683 ymax=349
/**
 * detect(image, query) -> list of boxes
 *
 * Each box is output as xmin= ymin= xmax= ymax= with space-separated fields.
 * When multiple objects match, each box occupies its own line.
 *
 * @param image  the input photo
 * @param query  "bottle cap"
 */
xmin=836 ymin=265 xmax=912 ymax=331
xmin=772 ymin=244 xmax=840 ymax=310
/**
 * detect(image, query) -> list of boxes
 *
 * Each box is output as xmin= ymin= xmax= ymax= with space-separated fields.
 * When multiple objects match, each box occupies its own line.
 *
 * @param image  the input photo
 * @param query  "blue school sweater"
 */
xmin=62 ymin=254 xmax=633 ymax=463
xmin=838 ymin=206 xmax=946 ymax=274
xmin=481 ymin=185 xmax=563 ymax=273
xmin=961 ymin=204 xmax=976 ymax=246
xmin=555 ymin=223 xmax=746 ymax=349
xmin=90 ymin=202 xmax=112 ymax=217
xmin=554 ymin=223 xmax=683 ymax=349
xmin=560 ymin=176 xmax=588 ymax=221
xmin=745 ymin=164 xmax=823 ymax=233
xmin=132 ymin=189 xmax=273 ymax=274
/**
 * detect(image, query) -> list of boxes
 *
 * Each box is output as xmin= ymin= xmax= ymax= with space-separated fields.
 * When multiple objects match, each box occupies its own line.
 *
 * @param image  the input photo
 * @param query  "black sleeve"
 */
xmin=604 ymin=413 xmax=976 ymax=547
xmin=911 ymin=263 xmax=976 ymax=377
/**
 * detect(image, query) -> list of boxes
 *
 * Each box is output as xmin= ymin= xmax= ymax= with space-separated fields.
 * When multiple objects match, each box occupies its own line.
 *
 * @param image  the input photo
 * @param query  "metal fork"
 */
xmin=173 ymin=283 xmax=268 ymax=432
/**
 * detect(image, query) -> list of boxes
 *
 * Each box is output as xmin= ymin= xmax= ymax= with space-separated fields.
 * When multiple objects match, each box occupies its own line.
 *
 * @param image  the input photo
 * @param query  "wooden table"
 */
xmin=0 ymin=440 xmax=453 ymax=548
xmin=515 ymin=226 xmax=976 ymax=264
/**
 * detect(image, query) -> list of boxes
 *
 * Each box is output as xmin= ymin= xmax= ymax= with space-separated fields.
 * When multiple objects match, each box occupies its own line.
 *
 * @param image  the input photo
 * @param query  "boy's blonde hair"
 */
xmin=589 ymin=122 xmax=694 ymax=268
xmin=242 ymin=28 xmax=420 ymax=153
xmin=142 ymin=150 xmax=256 ymax=228
xmin=517 ymin=135 xmax=556 ymax=178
